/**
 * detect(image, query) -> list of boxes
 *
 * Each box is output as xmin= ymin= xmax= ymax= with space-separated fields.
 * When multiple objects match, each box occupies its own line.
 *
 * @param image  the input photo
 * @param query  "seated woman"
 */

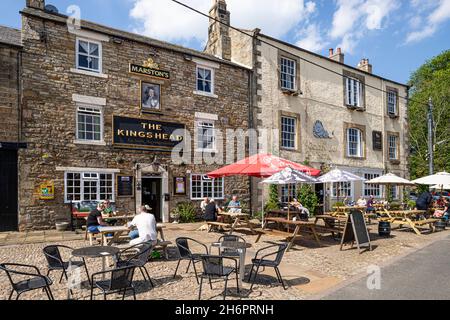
xmin=290 ymin=198 xmax=310 ymax=220
xmin=434 ymin=199 xmax=450 ymax=220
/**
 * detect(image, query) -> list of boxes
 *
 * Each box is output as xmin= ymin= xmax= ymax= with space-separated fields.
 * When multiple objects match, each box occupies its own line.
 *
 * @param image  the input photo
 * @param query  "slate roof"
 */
xmin=0 ymin=25 xmax=22 ymax=47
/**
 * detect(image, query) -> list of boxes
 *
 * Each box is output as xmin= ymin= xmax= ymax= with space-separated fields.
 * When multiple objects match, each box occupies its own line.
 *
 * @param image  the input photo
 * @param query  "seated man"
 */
xmin=128 ymin=205 xmax=158 ymax=246
xmin=87 ymin=203 xmax=108 ymax=233
xmin=356 ymin=197 xmax=367 ymax=207
xmin=290 ymin=198 xmax=310 ymax=219
xmin=200 ymin=197 xmax=209 ymax=214
xmin=366 ymin=195 xmax=376 ymax=213
xmin=227 ymin=196 xmax=242 ymax=214
xmin=102 ymin=200 xmax=117 ymax=216
xmin=203 ymin=199 xmax=219 ymax=222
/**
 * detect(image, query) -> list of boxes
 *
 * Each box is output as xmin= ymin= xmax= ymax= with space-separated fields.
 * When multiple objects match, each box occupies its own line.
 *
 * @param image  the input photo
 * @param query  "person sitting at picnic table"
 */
xmin=128 ymin=205 xmax=158 ymax=246
xmin=416 ymin=190 xmax=433 ymax=211
xmin=102 ymin=200 xmax=117 ymax=216
xmin=435 ymin=196 xmax=446 ymax=208
xmin=290 ymin=198 xmax=310 ymax=218
xmin=366 ymin=195 xmax=376 ymax=214
xmin=200 ymin=197 xmax=209 ymax=213
xmin=356 ymin=196 xmax=367 ymax=207
xmin=203 ymin=199 xmax=220 ymax=222
xmin=87 ymin=202 xmax=108 ymax=233
xmin=227 ymin=195 xmax=242 ymax=214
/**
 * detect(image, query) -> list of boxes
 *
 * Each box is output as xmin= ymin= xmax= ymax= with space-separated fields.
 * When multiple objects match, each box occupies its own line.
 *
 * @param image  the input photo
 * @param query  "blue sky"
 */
xmin=1 ymin=0 xmax=449 ymax=84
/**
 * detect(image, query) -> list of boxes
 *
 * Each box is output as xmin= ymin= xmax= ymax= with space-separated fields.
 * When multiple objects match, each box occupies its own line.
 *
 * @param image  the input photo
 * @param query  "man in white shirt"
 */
xmin=128 ymin=205 xmax=158 ymax=246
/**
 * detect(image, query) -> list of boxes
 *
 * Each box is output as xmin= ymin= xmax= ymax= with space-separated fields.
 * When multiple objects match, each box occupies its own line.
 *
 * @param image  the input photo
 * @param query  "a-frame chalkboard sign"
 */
xmin=340 ymin=209 xmax=372 ymax=253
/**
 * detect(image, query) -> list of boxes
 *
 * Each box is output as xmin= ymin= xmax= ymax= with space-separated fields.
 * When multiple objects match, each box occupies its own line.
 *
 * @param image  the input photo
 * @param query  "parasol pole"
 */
xmin=261 ymin=185 xmax=265 ymax=228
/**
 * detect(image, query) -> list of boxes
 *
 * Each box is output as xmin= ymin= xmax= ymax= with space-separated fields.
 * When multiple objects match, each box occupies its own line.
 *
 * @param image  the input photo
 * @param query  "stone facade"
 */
xmin=16 ymin=1 xmax=251 ymax=231
xmin=206 ymin=0 xmax=410 ymax=209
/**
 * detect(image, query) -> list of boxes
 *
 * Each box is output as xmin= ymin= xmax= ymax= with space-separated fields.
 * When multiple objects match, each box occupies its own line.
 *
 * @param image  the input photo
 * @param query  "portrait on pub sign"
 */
xmin=141 ymin=81 xmax=161 ymax=111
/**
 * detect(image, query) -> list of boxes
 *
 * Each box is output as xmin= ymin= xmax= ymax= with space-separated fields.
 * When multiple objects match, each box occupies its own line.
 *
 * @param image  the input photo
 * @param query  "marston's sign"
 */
xmin=113 ymin=116 xmax=185 ymax=150
xmin=129 ymin=58 xmax=170 ymax=80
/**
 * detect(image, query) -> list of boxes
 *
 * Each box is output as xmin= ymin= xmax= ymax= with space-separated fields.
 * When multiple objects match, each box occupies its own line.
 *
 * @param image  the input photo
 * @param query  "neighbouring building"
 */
xmin=2 ymin=0 xmax=252 ymax=231
xmin=0 ymin=25 xmax=25 ymax=232
xmin=206 ymin=0 xmax=410 ymax=210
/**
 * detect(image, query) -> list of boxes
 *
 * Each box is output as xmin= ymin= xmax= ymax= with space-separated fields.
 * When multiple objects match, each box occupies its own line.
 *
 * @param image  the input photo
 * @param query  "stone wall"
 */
xmin=0 ymin=44 xmax=20 ymax=143
xmin=18 ymin=11 xmax=251 ymax=230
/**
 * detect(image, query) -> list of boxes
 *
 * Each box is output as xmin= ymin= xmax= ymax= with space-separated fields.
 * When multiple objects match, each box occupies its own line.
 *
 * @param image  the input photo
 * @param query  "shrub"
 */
xmin=264 ymin=184 xmax=280 ymax=212
xmin=297 ymin=184 xmax=318 ymax=216
xmin=407 ymin=200 xmax=417 ymax=210
xmin=171 ymin=202 xmax=196 ymax=223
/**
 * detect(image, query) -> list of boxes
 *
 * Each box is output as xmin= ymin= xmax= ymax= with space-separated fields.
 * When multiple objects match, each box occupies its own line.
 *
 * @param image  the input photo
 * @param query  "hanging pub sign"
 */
xmin=113 ymin=115 xmax=185 ymax=151
xmin=39 ymin=181 xmax=55 ymax=200
xmin=372 ymin=131 xmax=383 ymax=151
xmin=129 ymin=57 xmax=170 ymax=80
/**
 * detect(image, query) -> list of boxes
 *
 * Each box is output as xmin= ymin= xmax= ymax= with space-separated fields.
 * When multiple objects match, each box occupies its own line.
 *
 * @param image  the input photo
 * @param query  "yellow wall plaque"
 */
xmin=39 ymin=181 xmax=55 ymax=200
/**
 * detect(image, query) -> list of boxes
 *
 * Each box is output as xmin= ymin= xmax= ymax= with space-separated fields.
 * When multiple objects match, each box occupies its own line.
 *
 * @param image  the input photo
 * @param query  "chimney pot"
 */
xmin=26 ymin=0 xmax=45 ymax=10
xmin=329 ymin=48 xmax=334 ymax=57
xmin=329 ymin=47 xmax=344 ymax=64
xmin=337 ymin=47 xmax=342 ymax=54
xmin=358 ymin=58 xmax=372 ymax=73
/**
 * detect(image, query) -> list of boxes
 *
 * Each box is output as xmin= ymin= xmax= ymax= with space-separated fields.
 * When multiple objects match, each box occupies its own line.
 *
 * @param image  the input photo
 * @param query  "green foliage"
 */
xmin=297 ymin=184 xmax=318 ymax=216
xmin=334 ymin=201 xmax=345 ymax=207
xmin=171 ymin=202 xmax=196 ymax=223
xmin=386 ymin=185 xmax=393 ymax=204
xmin=389 ymin=202 xmax=402 ymax=210
xmin=408 ymin=50 xmax=450 ymax=179
xmin=407 ymin=200 xmax=417 ymax=210
xmin=264 ymin=184 xmax=280 ymax=212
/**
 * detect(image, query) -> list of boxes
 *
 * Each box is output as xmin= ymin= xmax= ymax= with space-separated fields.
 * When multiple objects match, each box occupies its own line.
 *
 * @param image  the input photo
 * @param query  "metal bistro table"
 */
xmin=211 ymin=241 xmax=252 ymax=288
xmin=72 ymin=246 xmax=120 ymax=280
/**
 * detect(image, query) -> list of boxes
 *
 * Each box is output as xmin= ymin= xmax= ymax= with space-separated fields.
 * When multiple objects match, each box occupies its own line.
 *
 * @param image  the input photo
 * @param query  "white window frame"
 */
xmin=281 ymin=184 xmax=297 ymax=203
xmin=390 ymin=186 xmax=399 ymax=200
xmin=196 ymin=65 xmax=215 ymax=95
xmin=347 ymin=128 xmax=363 ymax=158
xmin=190 ymin=174 xmax=224 ymax=200
xmin=64 ymin=171 xmax=115 ymax=203
xmin=280 ymin=57 xmax=296 ymax=91
xmin=388 ymin=135 xmax=399 ymax=160
xmin=363 ymin=172 xmax=382 ymax=198
xmin=76 ymin=38 xmax=102 ymax=74
xmin=387 ymin=90 xmax=397 ymax=115
xmin=346 ymin=77 xmax=363 ymax=107
xmin=75 ymin=104 xmax=104 ymax=144
xmin=331 ymin=181 xmax=354 ymax=199
xmin=196 ymin=119 xmax=216 ymax=152
xmin=281 ymin=116 xmax=297 ymax=150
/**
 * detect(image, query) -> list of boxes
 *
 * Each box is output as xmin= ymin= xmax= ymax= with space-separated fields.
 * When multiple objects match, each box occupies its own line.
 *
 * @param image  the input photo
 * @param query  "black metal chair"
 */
xmin=173 ymin=237 xmax=209 ymax=284
xmin=198 ymin=255 xmax=239 ymax=300
xmin=248 ymin=243 xmax=288 ymax=290
xmin=116 ymin=242 xmax=155 ymax=287
xmin=90 ymin=266 xmax=136 ymax=300
xmin=0 ymin=263 xmax=54 ymax=300
xmin=43 ymin=245 xmax=91 ymax=286
xmin=216 ymin=235 xmax=247 ymax=257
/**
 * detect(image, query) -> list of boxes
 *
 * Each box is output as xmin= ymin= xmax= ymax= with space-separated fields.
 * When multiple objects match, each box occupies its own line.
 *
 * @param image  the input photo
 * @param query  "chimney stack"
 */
xmin=205 ymin=0 xmax=232 ymax=61
xmin=26 ymin=0 xmax=45 ymax=10
xmin=357 ymin=58 xmax=373 ymax=73
xmin=329 ymin=47 xmax=344 ymax=64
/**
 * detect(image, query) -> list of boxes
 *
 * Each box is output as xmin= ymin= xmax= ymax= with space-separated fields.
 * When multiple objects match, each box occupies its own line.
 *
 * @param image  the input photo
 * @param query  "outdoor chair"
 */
xmin=43 ymin=245 xmax=91 ymax=286
xmin=173 ymin=237 xmax=209 ymax=284
xmin=116 ymin=241 xmax=155 ymax=287
xmin=248 ymin=243 xmax=288 ymax=290
xmin=0 ymin=263 xmax=54 ymax=300
xmin=90 ymin=266 xmax=136 ymax=300
xmin=216 ymin=235 xmax=247 ymax=257
xmin=198 ymin=255 xmax=239 ymax=300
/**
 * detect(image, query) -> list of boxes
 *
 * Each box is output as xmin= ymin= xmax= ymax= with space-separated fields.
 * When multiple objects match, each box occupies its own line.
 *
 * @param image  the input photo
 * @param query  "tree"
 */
xmin=408 ymin=50 xmax=450 ymax=179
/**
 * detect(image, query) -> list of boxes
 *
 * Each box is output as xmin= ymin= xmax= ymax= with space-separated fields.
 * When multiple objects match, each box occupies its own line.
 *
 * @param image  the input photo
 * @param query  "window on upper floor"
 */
xmin=388 ymin=134 xmax=399 ymax=161
xmin=76 ymin=38 xmax=102 ymax=73
xmin=347 ymin=128 xmax=363 ymax=158
xmin=281 ymin=116 xmax=297 ymax=149
xmin=76 ymin=105 xmax=103 ymax=143
xmin=280 ymin=57 xmax=296 ymax=91
xmin=387 ymin=89 xmax=398 ymax=117
xmin=196 ymin=120 xmax=216 ymax=151
xmin=345 ymin=77 xmax=363 ymax=108
xmin=196 ymin=66 xmax=214 ymax=94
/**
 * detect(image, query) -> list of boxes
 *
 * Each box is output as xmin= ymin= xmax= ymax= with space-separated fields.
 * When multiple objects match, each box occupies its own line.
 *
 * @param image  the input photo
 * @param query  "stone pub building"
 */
xmin=0 ymin=0 xmax=251 ymax=231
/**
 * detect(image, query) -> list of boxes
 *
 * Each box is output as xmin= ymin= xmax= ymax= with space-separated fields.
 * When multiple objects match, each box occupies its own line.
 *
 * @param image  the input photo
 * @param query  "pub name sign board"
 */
xmin=113 ymin=116 xmax=185 ymax=151
xmin=129 ymin=58 xmax=170 ymax=80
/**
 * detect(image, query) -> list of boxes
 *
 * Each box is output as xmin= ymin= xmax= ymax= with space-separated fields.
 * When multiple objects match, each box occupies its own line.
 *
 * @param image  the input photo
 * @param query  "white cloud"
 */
xmin=406 ymin=0 xmax=450 ymax=44
xmin=296 ymin=24 xmax=328 ymax=52
xmin=329 ymin=0 xmax=399 ymax=54
xmin=130 ymin=0 xmax=316 ymax=45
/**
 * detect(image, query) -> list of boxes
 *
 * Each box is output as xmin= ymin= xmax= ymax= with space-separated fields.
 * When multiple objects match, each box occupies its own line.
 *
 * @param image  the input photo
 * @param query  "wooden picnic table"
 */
xmin=97 ymin=224 xmax=167 ymax=244
xmin=314 ymin=215 xmax=347 ymax=238
xmin=217 ymin=212 xmax=258 ymax=236
xmin=380 ymin=209 xmax=438 ymax=235
xmin=262 ymin=217 xmax=321 ymax=251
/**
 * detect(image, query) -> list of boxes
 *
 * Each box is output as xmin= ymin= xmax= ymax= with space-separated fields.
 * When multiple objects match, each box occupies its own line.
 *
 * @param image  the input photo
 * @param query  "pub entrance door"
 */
xmin=141 ymin=177 xmax=162 ymax=222
xmin=0 ymin=149 xmax=18 ymax=231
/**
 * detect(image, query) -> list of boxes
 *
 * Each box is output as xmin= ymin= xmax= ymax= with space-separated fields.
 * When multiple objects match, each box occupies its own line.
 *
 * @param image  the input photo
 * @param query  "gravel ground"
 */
xmin=0 ymin=222 xmax=448 ymax=300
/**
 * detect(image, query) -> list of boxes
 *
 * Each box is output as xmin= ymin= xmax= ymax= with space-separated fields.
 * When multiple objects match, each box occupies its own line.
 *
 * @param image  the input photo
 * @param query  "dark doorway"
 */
xmin=0 ymin=149 xmax=18 ymax=231
xmin=141 ymin=177 xmax=162 ymax=222
xmin=315 ymin=183 xmax=325 ymax=215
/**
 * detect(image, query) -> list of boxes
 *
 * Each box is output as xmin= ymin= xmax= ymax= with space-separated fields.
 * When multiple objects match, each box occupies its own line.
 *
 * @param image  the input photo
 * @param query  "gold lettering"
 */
xmin=117 ymin=130 xmax=125 ymax=136
xmin=138 ymin=131 xmax=146 ymax=138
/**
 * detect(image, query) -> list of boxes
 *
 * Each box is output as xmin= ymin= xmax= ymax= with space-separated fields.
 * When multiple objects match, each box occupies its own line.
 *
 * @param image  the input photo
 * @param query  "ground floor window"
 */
xmin=332 ymin=182 xmax=353 ymax=199
xmin=65 ymin=172 xmax=114 ymax=203
xmin=389 ymin=186 xmax=399 ymax=200
xmin=281 ymin=184 xmax=297 ymax=203
xmin=363 ymin=173 xmax=382 ymax=198
xmin=190 ymin=174 xmax=224 ymax=200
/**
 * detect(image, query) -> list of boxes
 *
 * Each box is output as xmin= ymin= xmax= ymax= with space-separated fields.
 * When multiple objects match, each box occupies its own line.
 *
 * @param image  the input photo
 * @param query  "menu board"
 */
xmin=117 ymin=175 xmax=134 ymax=197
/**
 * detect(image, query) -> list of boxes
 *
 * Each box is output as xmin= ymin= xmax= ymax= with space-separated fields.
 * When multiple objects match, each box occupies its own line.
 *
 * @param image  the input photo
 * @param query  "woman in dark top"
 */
xmin=87 ymin=203 xmax=107 ymax=233
xmin=203 ymin=200 xmax=218 ymax=222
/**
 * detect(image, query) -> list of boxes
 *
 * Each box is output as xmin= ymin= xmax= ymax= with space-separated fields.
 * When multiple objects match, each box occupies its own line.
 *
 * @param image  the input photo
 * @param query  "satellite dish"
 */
xmin=44 ymin=4 xmax=59 ymax=14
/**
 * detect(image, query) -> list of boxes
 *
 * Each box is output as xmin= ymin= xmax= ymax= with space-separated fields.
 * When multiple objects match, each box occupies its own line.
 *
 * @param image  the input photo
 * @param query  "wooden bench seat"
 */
xmin=413 ymin=219 xmax=439 ymax=226
xmin=207 ymin=221 xmax=231 ymax=232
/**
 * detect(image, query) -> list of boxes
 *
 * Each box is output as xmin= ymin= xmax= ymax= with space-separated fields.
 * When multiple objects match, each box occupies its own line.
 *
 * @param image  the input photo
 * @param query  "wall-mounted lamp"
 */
xmin=136 ymin=181 xmax=142 ymax=191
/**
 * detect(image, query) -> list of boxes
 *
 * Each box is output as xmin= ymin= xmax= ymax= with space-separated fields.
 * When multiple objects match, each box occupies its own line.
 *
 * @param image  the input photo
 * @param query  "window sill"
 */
xmin=389 ymin=159 xmax=401 ymax=165
xmin=388 ymin=114 xmax=399 ymax=119
xmin=193 ymin=91 xmax=218 ymax=99
xmin=70 ymin=68 xmax=108 ymax=79
xmin=345 ymin=156 xmax=366 ymax=160
xmin=281 ymin=89 xmax=300 ymax=96
xmin=280 ymin=147 xmax=299 ymax=153
xmin=74 ymin=140 xmax=107 ymax=146
xmin=346 ymin=105 xmax=365 ymax=112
